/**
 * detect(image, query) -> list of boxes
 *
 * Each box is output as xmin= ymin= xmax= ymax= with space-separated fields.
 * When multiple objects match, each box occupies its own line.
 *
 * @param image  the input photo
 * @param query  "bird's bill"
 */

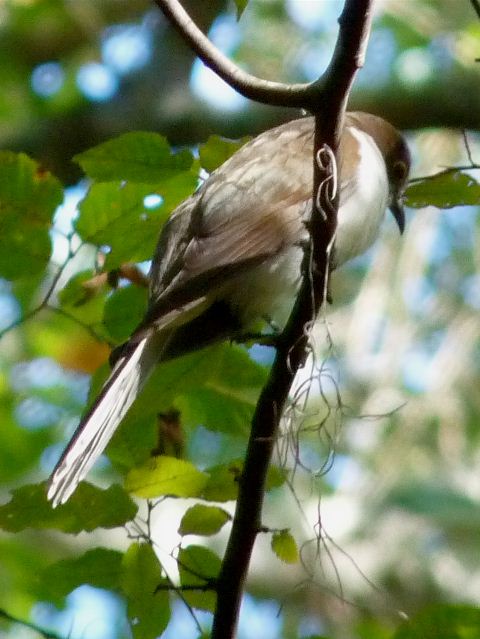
xmin=389 ymin=199 xmax=405 ymax=234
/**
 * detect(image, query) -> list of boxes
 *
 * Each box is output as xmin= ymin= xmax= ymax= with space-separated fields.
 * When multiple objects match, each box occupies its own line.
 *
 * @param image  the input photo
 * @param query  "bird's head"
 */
xmin=348 ymin=112 xmax=411 ymax=234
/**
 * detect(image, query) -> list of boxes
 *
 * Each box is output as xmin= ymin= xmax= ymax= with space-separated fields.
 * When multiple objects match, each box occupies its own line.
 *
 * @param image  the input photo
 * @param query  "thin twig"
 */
xmin=0 ymin=236 xmax=80 ymax=341
xmin=462 ymin=129 xmax=476 ymax=166
xmin=47 ymin=305 xmax=110 ymax=345
xmin=408 ymin=130 xmax=480 ymax=183
xmin=126 ymin=504 xmax=204 ymax=635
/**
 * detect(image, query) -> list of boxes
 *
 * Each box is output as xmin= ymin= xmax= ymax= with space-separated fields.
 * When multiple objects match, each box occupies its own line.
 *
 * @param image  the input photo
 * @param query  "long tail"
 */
xmin=47 ymin=333 xmax=168 ymax=507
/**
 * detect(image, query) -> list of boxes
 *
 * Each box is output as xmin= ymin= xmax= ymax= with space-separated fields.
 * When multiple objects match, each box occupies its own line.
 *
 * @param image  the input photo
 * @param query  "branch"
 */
xmin=470 ymin=0 xmax=480 ymax=19
xmin=210 ymin=2 xmax=372 ymax=638
xmin=154 ymin=1 xmax=373 ymax=637
xmin=153 ymin=0 xmax=322 ymax=108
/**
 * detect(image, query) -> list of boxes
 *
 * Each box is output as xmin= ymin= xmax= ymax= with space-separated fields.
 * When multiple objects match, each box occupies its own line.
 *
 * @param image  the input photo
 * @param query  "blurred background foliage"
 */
xmin=0 ymin=0 xmax=480 ymax=638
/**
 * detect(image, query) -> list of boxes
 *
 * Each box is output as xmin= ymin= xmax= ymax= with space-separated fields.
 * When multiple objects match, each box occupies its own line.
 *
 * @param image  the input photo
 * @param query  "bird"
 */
xmin=47 ymin=112 xmax=411 ymax=507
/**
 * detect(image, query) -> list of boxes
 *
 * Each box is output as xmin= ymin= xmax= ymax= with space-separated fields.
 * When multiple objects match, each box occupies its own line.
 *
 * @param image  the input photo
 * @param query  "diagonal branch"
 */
xmin=153 ymin=0 xmax=322 ymax=108
xmin=210 ymin=4 xmax=373 ymax=636
xmin=155 ymin=1 xmax=374 ymax=637
xmin=470 ymin=0 xmax=480 ymax=19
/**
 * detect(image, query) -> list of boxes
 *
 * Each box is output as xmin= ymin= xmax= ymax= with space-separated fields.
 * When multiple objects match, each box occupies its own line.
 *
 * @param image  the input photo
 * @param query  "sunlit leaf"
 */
xmin=405 ymin=171 xmax=480 ymax=208
xmin=266 ymin=465 xmax=287 ymax=490
xmin=200 ymin=460 xmax=243 ymax=502
xmin=74 ymin=131 xmax=193 ymax=182
xmin=178 ymin=545 xmax=221 ymax=612
xmin=0 ymin=483 xmax=137 ymax=533
xmin=199 ymin=134 xmax=250 ymax=173
xmin=125 ymin=455 xmax=208 ymax=499
xmin=121 ymin=543 xmax=170 ymax=639
xmin=200 ymin=461 xmax=285 ymax=502
xmin=178 ymin=504 xmax=231 ymax=536
xmin=271 ymin=530 xmax=299 ymax=564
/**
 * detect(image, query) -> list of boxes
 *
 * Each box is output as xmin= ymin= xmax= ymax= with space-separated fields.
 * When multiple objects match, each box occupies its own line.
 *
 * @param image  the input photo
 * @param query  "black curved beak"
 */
xmin=389 ymin=198 xmax=405 ymax=235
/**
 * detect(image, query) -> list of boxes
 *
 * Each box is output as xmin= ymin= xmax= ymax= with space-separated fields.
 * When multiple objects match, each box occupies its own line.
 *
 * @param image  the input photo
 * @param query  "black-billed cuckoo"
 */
xmin=48 ymin=112 xmax=410 ymax=507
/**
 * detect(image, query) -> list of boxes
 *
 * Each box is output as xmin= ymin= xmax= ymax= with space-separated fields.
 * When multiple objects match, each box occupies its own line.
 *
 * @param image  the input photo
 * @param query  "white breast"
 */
xmin=225 ymin=244 xmax=304 ymax=328
xmin=334 ymin=127 xmax=390 ymax=266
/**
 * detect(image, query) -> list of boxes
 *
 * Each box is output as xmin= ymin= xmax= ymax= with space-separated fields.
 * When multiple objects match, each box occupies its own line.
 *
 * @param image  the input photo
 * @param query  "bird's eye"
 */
xmin=392 ymin=159 xmax=408 ymax=182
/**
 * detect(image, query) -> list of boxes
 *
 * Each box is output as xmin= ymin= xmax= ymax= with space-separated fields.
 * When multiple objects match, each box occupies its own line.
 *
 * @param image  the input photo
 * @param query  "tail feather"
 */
xmin=47 ymin=334 xmax=166 ymax=507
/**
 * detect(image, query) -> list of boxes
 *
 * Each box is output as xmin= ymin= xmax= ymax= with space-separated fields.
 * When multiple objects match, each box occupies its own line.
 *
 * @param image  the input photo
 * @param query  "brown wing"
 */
xmin=144 ymin=115 xmax=361 ymax=328
xmin=145 ymin=117 xmax=316 ymax=322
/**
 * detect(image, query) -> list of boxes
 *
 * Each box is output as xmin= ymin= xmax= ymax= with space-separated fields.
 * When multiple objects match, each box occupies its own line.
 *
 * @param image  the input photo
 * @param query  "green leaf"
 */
xmin=405 ymin=171 xmax=480 ymax=208
xmin=125 ymin=456 xmax=208 ymax=499
xmin=394 ymin=604 xmax=480 ymax=638
xmin=74 ymin=131 xmax=193 ymax=182
xmin=176 ymin=344 xmax=267 ymax=435
xmin=178 ymin=545 xmax=221 ymax=612
xmin=199 ymin=134 xmax=250 ymax=173
xmin=0 ymin=228 xmax=51 ymax=281
xmin=266 ymin=465 xmax=287 ymax=490
xmin=0 ymin=152 xmax=63 ymax=222
xmin=41 ymin=548 xmax=123 ymax=603
xmin=121 ymin=543 xmax=170 ymax=639
xmin=57 ymin=269 xmax=109 ymax=330
xmin=356 ymin=617 xmax=392 ymax=639
xmin=0 ymin=483 xmax=137 ymax=533
xmin=58 ymin=270 xmax=100 ymax=308
xmin=103 ymin=285 xmax=148 ymax=343
xmin=108 ymin=343 xmax=267 ymax=469
xmin=200 ymin=460 xmax=243 ymax=502
xmin=0 ymin=152 xmax=62 ymax=279
xmin=75 ymin=174 xmax=197 ymax=269
xmin=271 ymin=530 xmax=299 ymax=563
xmin=0 ymin=390 xmax=52 ymax=483
xmin=178 ymin=504 xmax=231 ymax=536
xmin=233 ymin=0 xmax=249 ymax=19
xmin=200 ymin=461 xmax=285 ymax=502
xmin=75 ymin=182 xmax=167 ymax=268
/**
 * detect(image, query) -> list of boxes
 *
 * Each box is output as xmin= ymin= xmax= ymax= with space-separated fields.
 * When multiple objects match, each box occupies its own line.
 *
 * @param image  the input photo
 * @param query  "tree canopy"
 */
xmin=0 ymin=1 xmax=480 ymax=638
